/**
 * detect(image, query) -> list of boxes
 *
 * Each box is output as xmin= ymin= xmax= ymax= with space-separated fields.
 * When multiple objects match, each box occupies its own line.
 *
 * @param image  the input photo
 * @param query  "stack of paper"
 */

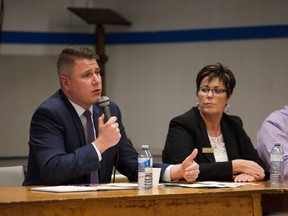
xmin=163 ymin=181 xmax=259 ymax=188
xmin=31 ymin=183 xmax=138 ymax=193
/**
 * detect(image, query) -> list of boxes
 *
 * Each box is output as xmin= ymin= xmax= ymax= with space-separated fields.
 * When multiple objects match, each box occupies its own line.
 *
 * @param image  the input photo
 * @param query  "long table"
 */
xmin=0 ymin=181 xmax=287 ymax=216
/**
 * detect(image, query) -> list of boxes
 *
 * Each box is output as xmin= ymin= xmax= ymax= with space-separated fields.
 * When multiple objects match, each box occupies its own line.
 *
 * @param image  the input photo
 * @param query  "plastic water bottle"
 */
xmin=138 ymin=145 xmax=153 ymax=190
xmin=270 ymin=143 xmax=284 ymax=184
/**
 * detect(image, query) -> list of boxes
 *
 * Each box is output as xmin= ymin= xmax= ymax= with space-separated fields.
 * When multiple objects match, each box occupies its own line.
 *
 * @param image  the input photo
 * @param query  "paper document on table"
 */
xmin=164 ymin=181 xmax=259 ymax=188
xmin=31 ymin=183 xmax=138 ymax=193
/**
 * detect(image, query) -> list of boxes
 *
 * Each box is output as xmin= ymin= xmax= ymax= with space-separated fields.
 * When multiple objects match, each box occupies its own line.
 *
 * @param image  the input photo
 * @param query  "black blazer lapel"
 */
xmin=200 ymin=132 xmax=216 ymax=163
xmin=221 ymin=118 xmax=239 ymax=160
xmin=194 ymin=108 xmax=216 ymax=163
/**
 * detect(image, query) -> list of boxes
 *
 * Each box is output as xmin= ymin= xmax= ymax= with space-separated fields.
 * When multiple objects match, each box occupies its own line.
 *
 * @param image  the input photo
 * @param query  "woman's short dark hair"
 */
xmin=196 ymin=63 xmax=236 ymax=98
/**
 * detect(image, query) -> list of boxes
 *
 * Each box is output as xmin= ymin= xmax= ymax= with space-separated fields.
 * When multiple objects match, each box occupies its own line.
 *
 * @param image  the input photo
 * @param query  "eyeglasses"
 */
xmin=199 ymin=87 xmax=227 ymax=95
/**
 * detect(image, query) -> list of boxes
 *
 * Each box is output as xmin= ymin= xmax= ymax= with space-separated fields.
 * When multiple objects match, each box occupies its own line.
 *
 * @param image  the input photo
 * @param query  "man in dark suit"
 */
xmin=23 ymin=46 xmax=199 ymax=186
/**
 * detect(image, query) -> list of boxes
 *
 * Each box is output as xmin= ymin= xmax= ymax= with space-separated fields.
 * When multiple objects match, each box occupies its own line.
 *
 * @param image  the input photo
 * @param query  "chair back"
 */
xmin=0 ymin=165 xmax=25 ymax=186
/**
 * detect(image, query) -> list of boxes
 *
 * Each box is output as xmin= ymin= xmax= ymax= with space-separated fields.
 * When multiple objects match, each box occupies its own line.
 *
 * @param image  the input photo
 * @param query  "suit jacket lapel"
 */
xmin=221 ymin=118 xmax=239 ymax=160
xmin=201 ymin=131 xmax=216 ymax=163
xmin=72 ymin=110 xmax=86 ymax=146
xmin=60 ymin=90 xmax=86 ymax=146
xmin=194 ymin=108 xmax=216 ymax=163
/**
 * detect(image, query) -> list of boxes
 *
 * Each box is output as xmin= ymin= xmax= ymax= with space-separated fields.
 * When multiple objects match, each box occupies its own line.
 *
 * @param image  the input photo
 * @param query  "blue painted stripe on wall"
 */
xmin=1 ymin=24 xmax=288 ymax=45
xmin=1 ymin=32 xmax=94 ymax=45
xmin=107 ymin=24 xmax=288 ymax=44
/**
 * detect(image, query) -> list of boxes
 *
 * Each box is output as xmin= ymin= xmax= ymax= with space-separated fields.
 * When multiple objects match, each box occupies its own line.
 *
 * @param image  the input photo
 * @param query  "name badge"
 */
xmin=202 ymin=147 xmax=213 ymax=153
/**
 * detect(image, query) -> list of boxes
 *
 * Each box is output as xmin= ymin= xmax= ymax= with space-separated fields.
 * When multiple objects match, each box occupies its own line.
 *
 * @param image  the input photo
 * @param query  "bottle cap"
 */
xmin=141 ymin=145 xmax=149 ymax=149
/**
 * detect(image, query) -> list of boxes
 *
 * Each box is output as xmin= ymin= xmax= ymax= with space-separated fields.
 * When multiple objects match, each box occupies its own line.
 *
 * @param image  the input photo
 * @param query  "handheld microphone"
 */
xmin=98 ymin=96 xmax=119 ymax=183
xmin=98 ymin=96 xmax=111 ymax=122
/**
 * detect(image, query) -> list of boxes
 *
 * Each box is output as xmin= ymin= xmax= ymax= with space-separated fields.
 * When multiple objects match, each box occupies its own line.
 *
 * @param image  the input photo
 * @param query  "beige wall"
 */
xmin=1 ymin=0 xmax=288 ymax=165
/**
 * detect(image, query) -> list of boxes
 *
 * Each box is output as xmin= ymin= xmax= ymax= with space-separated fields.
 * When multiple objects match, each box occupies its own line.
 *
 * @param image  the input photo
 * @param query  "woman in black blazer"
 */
xmin=162 ymin=63 xmax=268 ymax=182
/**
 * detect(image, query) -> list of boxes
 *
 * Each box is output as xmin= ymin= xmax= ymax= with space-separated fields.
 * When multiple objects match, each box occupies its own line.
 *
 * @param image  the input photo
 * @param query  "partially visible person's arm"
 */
xmin=257 ymin=117 xmax=288 ymax=179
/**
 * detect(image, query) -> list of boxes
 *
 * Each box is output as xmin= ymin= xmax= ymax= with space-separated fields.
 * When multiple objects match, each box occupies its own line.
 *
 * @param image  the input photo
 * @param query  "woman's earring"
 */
xmin=224 ymin=104 xmax=230 ymax=113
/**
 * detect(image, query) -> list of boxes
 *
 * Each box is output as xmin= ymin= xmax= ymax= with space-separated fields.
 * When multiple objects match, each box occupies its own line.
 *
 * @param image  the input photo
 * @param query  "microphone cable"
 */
xmin=112 ymin=146 xmax=119 ymax=183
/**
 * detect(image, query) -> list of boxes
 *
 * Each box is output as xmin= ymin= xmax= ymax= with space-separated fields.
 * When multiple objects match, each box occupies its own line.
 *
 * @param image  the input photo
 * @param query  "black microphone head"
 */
xmin=98 ymin=96 xmax=110 ymax=107
xmin=98 ymin=96 xmax=111 ymax=121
